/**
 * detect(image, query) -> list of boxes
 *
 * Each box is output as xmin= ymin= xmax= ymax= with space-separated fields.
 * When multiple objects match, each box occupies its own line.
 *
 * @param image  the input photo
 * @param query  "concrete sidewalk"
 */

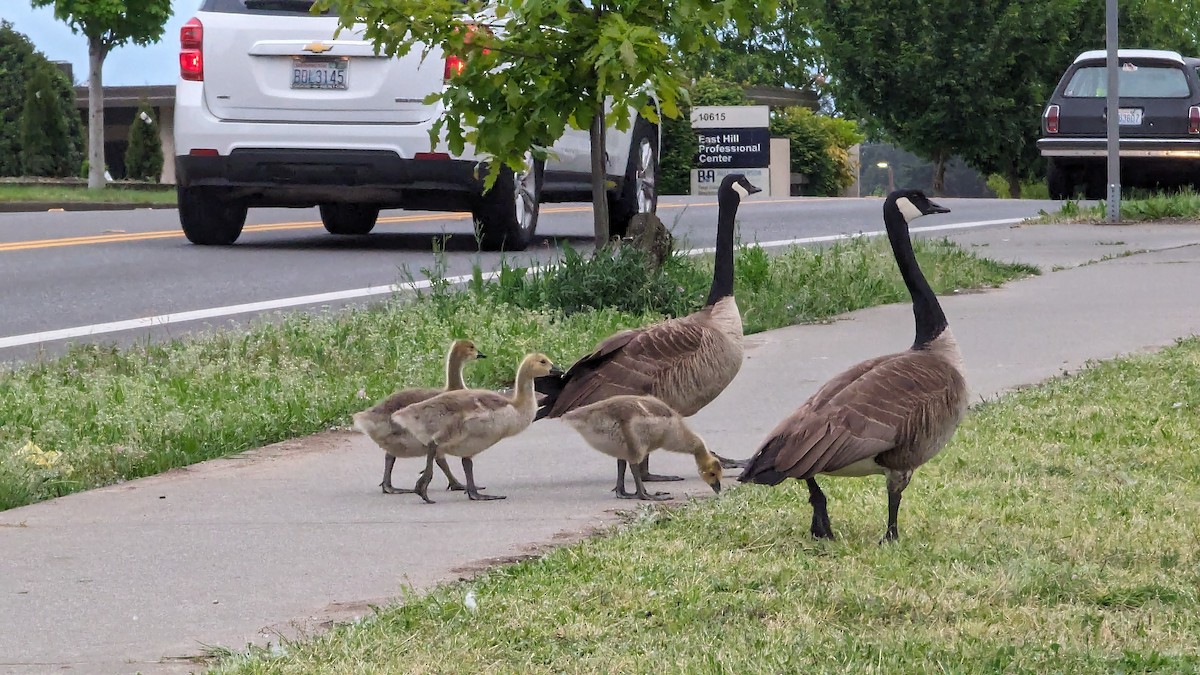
xmin=2 ymin=221 xmax=1200 ymax=674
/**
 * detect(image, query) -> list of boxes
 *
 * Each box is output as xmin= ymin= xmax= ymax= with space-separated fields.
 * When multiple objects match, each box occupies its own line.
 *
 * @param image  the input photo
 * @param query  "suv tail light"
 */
xmin=443 ymin=25 xmax=491 ymax=81
xmin=180 ymin=17 xmax=204 ymax=81
xmin=1190 ymin=106 xmax=1200 ymax=134
xmin=1044 ymin=104 xmax=1060 ymax=134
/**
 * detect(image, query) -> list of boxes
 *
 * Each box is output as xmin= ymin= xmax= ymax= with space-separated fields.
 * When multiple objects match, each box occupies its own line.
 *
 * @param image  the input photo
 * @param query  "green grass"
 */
xmin=0 ymin=237 xmax=1036 ymax=511
xmin=1038 ymin=189 xmax=1200 ymax=224
xmin=0 ymin=183 xmax=175 ymax=205
xmin=211 ymin=338 xmax=1200 ymax=674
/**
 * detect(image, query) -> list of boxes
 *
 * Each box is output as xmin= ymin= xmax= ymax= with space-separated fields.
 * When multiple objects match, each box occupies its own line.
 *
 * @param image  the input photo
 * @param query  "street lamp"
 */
xmin=876 ymin=161 xmax=895 ymax=194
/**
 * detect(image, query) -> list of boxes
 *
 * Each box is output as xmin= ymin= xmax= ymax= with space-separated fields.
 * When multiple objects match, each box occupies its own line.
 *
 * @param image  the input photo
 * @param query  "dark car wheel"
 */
xmin=177 ymin=186 xmax=247 ymax=245
xmin=1046 ymin=159 xmax=1075 ymax=200
xmin=473 ymin=154 xmax=542 ymax=252
xmin=608 ymin=118 xmax=659 ymax=238
xmin=319 ymin=203 xmax=380 ymax=235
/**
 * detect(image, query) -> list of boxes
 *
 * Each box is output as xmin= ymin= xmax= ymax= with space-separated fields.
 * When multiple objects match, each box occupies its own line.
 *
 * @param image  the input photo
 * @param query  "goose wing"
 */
xmin=392 ymin=390 xmax=512 ymax=445
xmin=739 ymin=352 xmax=957 ymax=484
xmin=538 ymin=318 xmax=709 ymax=418
xmin=370 ymin=387 xmax=442 ymax=416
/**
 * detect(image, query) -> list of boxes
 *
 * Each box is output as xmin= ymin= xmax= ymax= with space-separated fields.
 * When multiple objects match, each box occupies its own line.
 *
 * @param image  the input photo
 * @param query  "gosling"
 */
xmin=561 ymin=395 xmax=723 ymax=501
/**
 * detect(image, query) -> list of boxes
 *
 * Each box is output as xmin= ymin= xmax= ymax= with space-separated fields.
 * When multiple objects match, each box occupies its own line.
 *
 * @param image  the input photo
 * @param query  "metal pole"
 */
xmin=1105 ymin=0 xmax=1120 ymax=222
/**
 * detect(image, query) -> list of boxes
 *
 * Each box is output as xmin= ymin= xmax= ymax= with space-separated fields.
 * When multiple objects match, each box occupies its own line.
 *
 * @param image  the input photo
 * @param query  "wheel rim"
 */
xmin=513 ymin=154 xmax=538 ymax=232
xmin=634 ymin=138 xmax=656 ymax=214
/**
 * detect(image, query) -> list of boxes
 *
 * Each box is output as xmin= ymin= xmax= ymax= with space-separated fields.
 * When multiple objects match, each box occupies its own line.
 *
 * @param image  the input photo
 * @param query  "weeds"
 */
xmin=1038 ymin=188 xmax=1200 ymax=224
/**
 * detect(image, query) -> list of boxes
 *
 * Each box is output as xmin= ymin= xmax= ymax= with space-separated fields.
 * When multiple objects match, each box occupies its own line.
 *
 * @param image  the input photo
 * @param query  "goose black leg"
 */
xmin=639 ymin=457 xmax=684 ymax=483
xmin=412 ymin=442 xmax=438 ymax=504
xmin=714 ymin=452 xmax=748 ymax=470
xmin=882 ymin=470 xmax=912 ymax=544
xmin=462 ymin=457 xmax=505 ymax=501
xmin=805 ymin=477 xmax=835 ymax=539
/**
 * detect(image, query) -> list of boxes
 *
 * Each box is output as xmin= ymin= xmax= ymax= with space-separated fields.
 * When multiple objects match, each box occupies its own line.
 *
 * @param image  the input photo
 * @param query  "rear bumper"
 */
xmin=175 ymin=150 xmax=482 ymax=209
xmin=1038 ymin=137 xmax=1200 ymax=158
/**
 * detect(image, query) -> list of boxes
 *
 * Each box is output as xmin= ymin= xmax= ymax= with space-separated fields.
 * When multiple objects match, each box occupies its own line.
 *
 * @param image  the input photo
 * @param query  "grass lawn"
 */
xmin=1038 ymin=189 xmax=1200 ymax=224
xmin=0 ymin=237 xmax=1036 ymax=511
xmin=0 ymin=183 xmax=175 ymax=206
xmin=212 ymin=338 xmax=1200 ymax=673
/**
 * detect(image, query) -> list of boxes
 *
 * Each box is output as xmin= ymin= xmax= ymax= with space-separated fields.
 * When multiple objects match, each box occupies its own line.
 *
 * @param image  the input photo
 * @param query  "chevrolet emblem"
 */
xmin=302 ymin=42 xmax=333 ymax=54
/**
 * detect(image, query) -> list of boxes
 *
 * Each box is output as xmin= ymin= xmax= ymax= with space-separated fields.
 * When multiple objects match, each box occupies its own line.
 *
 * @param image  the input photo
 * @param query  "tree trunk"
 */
xmin=1007 ymin=168 xmax=1022 ymax=199
xmin=87 ymin=38 xmax=107 ymax=190
xmin=588 ymin=101 xmax=610 ymax=249
xmin=931 ymin=152 xmax=947 ymax=196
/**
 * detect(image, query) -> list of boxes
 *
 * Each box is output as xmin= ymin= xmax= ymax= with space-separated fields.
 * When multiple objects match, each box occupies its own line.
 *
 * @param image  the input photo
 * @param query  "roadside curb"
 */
xmin=0 ymin=201 xmax=172 ymax=213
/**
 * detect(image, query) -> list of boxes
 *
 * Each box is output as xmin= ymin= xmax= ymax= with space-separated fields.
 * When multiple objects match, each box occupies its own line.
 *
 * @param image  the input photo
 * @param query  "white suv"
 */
xmin=174 ymin=0 xmax=659 ymax=250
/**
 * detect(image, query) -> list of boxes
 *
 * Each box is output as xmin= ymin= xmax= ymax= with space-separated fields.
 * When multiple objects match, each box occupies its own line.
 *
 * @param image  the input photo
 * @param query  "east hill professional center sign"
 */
xmin=690 ymin=105 xmax=771 ymax=196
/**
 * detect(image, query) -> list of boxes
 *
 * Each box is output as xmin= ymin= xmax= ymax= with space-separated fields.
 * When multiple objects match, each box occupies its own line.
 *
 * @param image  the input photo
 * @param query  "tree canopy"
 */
xmin=0 ymin=20 xmax=82 ymax=178
xmin=315 ymin=0 xmax=769 ymax=244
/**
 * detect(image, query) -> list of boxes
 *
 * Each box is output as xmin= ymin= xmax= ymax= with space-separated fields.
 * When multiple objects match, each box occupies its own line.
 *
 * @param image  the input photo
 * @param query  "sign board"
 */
xmin=690 ymin=105 xmax=772 ymax=196
xmin=690 ymin=105 xmax=770 ymax=129
xmin=690 ymin=167 xmax=770 ymax=197
xmin=696 ymin=128 xmax=771 ymax=169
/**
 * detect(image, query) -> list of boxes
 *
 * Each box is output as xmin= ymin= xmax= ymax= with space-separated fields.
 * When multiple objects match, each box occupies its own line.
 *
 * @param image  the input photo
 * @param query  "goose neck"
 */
xmin=883 ymin=202 xmax=947 ymax=349
xmin=444 ymin=352 xmax=466 ymax=390
xmin=706 ymin=191 xmax=740 ymax=306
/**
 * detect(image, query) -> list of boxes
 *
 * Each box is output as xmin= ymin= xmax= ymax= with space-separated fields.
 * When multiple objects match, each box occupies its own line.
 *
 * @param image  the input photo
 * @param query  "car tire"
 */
xmin=178 ymin=186 xmax=248 ymax=245
xmin=319 ymin=203 xmax=379 ymax=235
xmin=608 ymin=118 xmax=659 ymax=238
xmin=1046 ymin=159 xmax=1074 ymax=200
xmin=473 ymin=154 xmax=543 ymax=251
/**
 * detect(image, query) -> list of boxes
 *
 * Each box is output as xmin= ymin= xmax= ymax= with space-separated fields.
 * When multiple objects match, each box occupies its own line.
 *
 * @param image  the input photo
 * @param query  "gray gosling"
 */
xmin=739 ymin=189 xmax=968 ymax=543
xmin=391 ymin=353 xmax=561 ymax=503
xmin=561 ymin=394 xmax=723 ymax=501
xmin=352 ymin=339 xmax=486 ymax=494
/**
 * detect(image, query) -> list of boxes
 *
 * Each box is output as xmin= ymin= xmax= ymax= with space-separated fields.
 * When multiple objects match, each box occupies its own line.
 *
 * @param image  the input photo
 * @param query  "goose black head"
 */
xmin=888 ymin=189 xmax=950 ymax=223
xmin=719 ymin=173 xmax=762 ymax=200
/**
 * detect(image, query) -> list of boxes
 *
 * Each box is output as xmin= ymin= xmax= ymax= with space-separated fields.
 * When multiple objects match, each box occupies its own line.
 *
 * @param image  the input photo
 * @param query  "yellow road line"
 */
xmin=0 ymin=198 xmax=797 ymax=253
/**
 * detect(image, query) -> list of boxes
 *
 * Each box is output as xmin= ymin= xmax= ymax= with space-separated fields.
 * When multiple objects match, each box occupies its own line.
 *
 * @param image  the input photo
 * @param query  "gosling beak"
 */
xmin=925 ymin=200 xmax=951 ymax=215
xmin=709 ymin=480 xmax=722 ymax=495
xmin=476 ymin=352 xmax=487 ymax=359
xmin=549 ymin=364 xmax=565 ymax=376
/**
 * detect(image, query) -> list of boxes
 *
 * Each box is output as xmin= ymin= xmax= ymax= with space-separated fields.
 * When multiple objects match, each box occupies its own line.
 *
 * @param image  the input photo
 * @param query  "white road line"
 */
xmin=0 ymin=216 xmax=1025 ymax=350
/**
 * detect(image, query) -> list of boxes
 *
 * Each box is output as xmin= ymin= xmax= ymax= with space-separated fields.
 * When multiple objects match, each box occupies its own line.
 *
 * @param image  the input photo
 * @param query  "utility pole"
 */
xmin=1105 ymin=0 xmax=1120 ymax=223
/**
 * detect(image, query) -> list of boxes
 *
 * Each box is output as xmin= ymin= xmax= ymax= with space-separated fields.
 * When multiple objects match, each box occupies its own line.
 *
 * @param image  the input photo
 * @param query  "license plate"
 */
xmin=1118 ymin=107 xmax=1143 ymax=125
xmin=291 ymin=58 xmax=347 ymax=90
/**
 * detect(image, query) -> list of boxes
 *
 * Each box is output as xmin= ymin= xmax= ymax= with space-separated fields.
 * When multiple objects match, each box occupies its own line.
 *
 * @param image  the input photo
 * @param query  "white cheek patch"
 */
xmin=897 ymin=196 xmax=923 ymax=222
xmin=732 ymin=182 xmax=750 ymax=198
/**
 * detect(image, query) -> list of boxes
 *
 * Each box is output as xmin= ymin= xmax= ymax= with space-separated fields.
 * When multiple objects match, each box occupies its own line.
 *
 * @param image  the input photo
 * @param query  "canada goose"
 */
xmin=561 ymin=395 xmax=723 ymax=501
xmin=393 ymin=353 xmax=562 ymax=503
xmin=352 ymin=339 xmax=486 ymax=494
xmin=738 ymin=189 xmax=968 ymax=543
xmin=536 ymin=173 xmax=760 ymax=481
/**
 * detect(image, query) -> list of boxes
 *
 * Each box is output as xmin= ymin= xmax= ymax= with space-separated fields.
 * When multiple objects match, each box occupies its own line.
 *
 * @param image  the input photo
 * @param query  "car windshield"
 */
xmin=1064 ymin=64 xmax=1191 ymax=98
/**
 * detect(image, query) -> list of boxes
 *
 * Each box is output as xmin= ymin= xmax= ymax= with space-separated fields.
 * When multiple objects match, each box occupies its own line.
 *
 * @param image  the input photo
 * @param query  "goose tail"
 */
xmin=737 ymin=435 xmax=791 ymax=486
xmin=533 ymin=372 xmax=568 ymax=420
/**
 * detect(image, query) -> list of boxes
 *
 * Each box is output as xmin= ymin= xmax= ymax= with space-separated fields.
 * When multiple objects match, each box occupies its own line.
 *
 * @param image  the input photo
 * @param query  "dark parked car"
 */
xmin=1038 ymin=49 xmax=1200 ymax=199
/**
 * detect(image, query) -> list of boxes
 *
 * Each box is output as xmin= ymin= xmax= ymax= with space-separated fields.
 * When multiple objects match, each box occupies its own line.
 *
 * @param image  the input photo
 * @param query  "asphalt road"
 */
xmin=0 ymin=196 xmax=1056 ymax=362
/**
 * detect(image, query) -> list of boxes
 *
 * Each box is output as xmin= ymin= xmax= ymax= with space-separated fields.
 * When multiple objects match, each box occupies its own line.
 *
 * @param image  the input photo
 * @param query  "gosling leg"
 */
xmin=412 ymin=442 xmax=438 ymax=504
xmin=628 ymin=460 xmax=672 ymax=501
xmin=614 ymin=459 xmax=637 ymax=498
xmin=462 ymin=457 xmax=505 ymax=501
xmin=805 ymin=477 xmax=835 ymax=540
xmin=438 ymin=457 xmax=469 ymax=491
xmin=382 ymin=454 xmax=429 ymax=496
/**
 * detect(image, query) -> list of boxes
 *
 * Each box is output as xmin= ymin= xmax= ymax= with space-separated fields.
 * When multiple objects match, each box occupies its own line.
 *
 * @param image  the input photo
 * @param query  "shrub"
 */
xmin=0 ymin=21 xmax=82 ymax=177
xmin=769 ymin=106 xmax=863 ymax=197
xmin=124 ymin=99 xmax=163 ymax=181
xmin=18 ymin=66 xmax=77 ymax=177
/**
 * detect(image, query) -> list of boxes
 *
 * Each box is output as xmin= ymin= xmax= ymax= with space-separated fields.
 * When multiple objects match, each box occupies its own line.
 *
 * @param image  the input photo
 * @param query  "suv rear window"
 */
xmin=1063 ymin=64 xmax=1191 ymax=98
xmin=199 ymin=0 xmax=331 ymax=15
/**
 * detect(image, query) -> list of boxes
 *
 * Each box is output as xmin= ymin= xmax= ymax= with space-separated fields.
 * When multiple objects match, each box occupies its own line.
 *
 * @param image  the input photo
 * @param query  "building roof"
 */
xmin=73 ymin=85 xmax=175 ymax=110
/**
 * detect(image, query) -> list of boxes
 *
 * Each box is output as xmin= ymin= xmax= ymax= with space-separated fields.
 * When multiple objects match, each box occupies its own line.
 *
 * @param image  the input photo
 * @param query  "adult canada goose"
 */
xmin=536 ymin=173 xmax=760 ymax=481
xmin=352 ymin=339 xmax=486 ymax=494
xmin=393 ymin=353 xmax=561 ymax=503
xmin=738 ymin=189 xmax=968 ymax=543
xmin=561 ymin=394 xmax=724 ymax=501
